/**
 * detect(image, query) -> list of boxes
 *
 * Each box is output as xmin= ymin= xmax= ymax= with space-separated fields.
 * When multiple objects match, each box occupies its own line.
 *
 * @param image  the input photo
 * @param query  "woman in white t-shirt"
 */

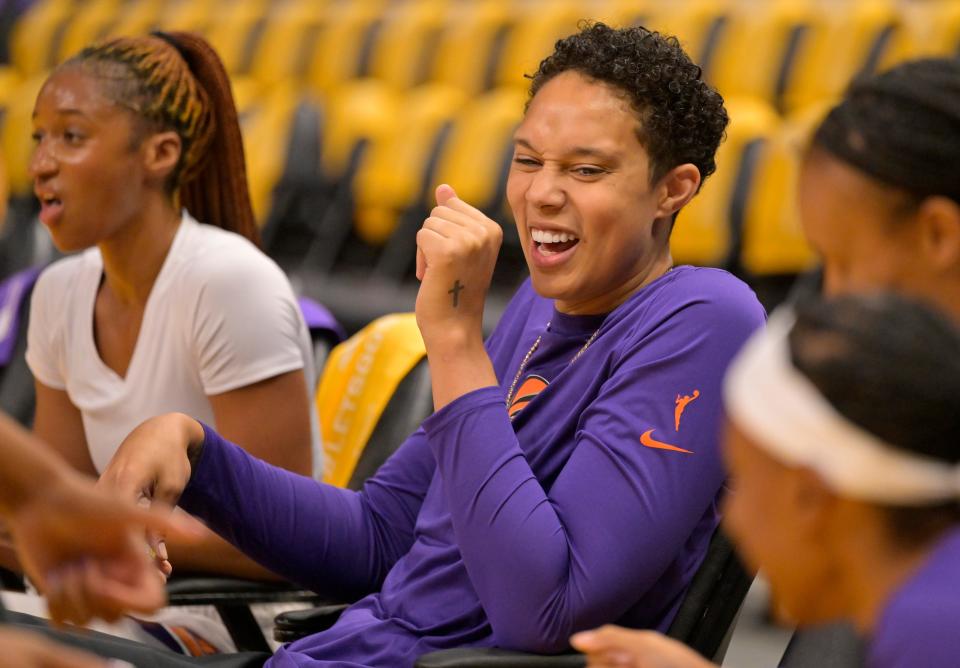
xmin=22 ymin=31 xmax=319 ymax=583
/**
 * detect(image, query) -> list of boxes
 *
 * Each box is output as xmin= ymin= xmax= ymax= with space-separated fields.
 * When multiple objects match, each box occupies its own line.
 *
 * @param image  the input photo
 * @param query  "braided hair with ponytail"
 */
xmin=63 ymin=31 xmax=259 ymax=245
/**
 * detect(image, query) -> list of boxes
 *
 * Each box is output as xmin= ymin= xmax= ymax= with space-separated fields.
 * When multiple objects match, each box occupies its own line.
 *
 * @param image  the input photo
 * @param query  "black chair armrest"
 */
xmin=414 ymin=649 xmax=585 ymax=667
xmin=274 ymin=603 xmax=351 ymax=644
xmin=166 ymin=575 xmax=320 ymax=606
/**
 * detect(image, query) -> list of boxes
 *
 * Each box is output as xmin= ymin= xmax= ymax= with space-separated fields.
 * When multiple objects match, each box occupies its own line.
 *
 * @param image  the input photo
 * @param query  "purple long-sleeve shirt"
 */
xmin=867 ymin=527 xmax=960 ymax=667
xmin=179 ymin=266 xmax=765 ymax=667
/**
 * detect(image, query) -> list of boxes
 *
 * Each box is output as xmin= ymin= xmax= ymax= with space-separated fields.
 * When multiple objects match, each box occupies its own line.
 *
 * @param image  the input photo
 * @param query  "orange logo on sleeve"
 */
xmin=508 ymin=375 xmax=548 ymax=418
xmin=640 ymin=429 xmax=694 ymax=454
xmin=674 ymin=389 xmax=700 ymax=432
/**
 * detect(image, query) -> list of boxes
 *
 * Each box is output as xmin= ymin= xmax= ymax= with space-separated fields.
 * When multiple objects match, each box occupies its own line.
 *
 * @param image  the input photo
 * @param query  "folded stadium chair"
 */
xmin=156 ymin=0 xmax=220 ymax=35
xmin=248 ymin=0 xmax=329 ymax=89
xmin=233 ymin=81 xmax=302 ymax=225
xmin=8 ymin=0 xmax=73 ymax=76
xmin=290 ymin=80 xmax=401 ymax=277
xmin=305 ymin=1 xmax=383 ymax=95
xmin=420 ymin=86 xmax=527 ymax=294
xmin=671 ymin=97 xmax=780 ymax=269
xmin=591 ymin=0 xmax=658 ymax=29
xmin=1 ymin=75 xmax=48 ymax=198
xmin=55 ymin=0 xmax=124 ymax=65
xmin=707 ymin=0 xmax=823 ymax=112
xmin=363 ymin=0 xmax=450 ymax=91
xmin=355 ymin=84 xmax=466 ymax=258
xmin=274 ymin=526 xmax=753 ymax=667
xmin=897 ymin=0 xmax=960 ymax=59
xmin=651 ymin=0 xmax=732 ymax=80
xmin=429 ymin=0 xmax=515 ymax=95
xmin=782 ymin=0 xmax=911 ymax=113
xmin=101 ymin=0 xmax=167 ymax=42
xmin=739 ymin=102 xmax=827 ymax=278
xmin=316 ymin=313 xmax=430 ymax=488
xmin=492 ymin=1 xmax=584 ymax=90
xmin=204 ymin=1 xmax=268 ymax=77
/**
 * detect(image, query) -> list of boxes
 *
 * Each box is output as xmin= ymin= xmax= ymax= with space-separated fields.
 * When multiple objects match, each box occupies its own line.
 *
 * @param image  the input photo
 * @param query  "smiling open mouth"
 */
xmin=531 ymin=228 xmax=579 ymax=255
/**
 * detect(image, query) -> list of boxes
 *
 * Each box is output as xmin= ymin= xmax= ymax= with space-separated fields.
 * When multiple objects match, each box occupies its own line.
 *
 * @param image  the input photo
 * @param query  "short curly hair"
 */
xmin=528 ymin=22 xmax=728 ymax=188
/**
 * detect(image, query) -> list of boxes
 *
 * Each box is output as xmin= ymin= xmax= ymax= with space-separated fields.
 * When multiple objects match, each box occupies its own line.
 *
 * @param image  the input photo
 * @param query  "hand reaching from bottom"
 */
xmin=571 ymin=626 xmax=718 ymax=668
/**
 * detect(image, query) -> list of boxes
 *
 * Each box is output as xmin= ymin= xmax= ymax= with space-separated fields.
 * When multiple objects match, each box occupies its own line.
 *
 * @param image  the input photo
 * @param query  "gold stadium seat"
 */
xmin=103 ymin=0 xmax=166 ymax=41
xmin=306 ymin=1 xmax=383 ymax=94
xmin=156 ymin=0 xmax=221 ymax=35
xmin=204 ymin=1 xmax=268 ymax=76
xmin=317 ymin=313 xmax=431 ymax=489
xmin=899 ymin=0 xmax=960 ymax=59
xmin=9 ymin=0 xmax=75 ymax=76
xmin=672 ymin=96 xmax=780 ymax=268
xmin=739 ymin=102 xmax=829 ymax=276
xmin=320 ymin=80 xmax=401 ymax=181
xmin=234 ymin=82 xmax=301 ymax=225
xmin=650 ymin=0 xmax=731 ymax=78
xmin=56 ymin=0 xmax=124 ymax=65
xmin=493 ymin=1 xmax=584 ymax=89
xmin=707 ymin=0 xmax=823 ymax=111
xmin=591 ymin=0 xmax=658 ymax=28
xmin=2 ymin=75 xmax=48 ymax=197
xmin=364 ymin=0 xmax=449 ymax=91
xmin=431 ymin=86 xmax=526 ymax=210
xmin=429 ymin=0 xmax=514 ymax=95
xmin=248 ymin=0 xmax=329 ymax=88
xmin=354 ymin=83 xmax=467 ymax=246
xmin=783 ymin=0 xmax=912 ymax=113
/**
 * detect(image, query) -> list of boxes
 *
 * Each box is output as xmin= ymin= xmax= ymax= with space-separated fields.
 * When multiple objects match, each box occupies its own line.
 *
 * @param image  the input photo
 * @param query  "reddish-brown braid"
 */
xmin=64 ymin=32 xmax=259 ymax=246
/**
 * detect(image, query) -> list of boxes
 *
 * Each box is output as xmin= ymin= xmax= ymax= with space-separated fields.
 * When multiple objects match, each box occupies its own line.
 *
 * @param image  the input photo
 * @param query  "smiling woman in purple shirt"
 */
xmin=75 ymin=23 xmax=764 ymax=667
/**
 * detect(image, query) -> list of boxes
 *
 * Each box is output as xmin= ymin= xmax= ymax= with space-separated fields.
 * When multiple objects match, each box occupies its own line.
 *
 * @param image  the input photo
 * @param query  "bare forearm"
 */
xmin=424 ymin=331 xmax=499 ymax=411
xmin=0 ymin=412 xmax=72 ymax=516
xmin=165 ymin=524 xmax=282 ymax=581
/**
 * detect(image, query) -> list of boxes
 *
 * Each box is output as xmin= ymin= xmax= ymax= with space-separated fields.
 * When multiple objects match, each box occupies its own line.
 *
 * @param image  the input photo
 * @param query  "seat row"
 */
xmin=7 ymin=0 xmax=960 ymax=112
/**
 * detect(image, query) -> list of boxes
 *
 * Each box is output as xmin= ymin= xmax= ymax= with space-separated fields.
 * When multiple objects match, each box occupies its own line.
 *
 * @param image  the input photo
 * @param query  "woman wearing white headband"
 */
xmin=573 ymin=293 xmax=960 ymax=667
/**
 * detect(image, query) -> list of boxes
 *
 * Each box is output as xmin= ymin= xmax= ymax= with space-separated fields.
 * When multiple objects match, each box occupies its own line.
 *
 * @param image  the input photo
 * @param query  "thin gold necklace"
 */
xmin=505 ymin=320 xmax=601 ymax=413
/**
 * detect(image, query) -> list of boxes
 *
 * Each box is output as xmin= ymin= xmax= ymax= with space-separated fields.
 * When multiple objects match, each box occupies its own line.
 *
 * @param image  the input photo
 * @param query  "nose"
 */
xmin=525 ymin=166 xmax=565 ymax=211
xmin=29 ymin=139 xmax=57 ymax=180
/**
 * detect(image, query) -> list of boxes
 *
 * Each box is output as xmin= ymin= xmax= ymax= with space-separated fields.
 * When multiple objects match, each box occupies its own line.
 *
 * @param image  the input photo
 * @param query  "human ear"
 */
xmin=656 ymin=163 xmax=701 ymax=218
xmin=142 ymin=130 xmax=182 ymax=184
xmin=916 ymin=196 xmax=960 ymax=273
xmin=787 ymin=467 xmax=836 ymax=538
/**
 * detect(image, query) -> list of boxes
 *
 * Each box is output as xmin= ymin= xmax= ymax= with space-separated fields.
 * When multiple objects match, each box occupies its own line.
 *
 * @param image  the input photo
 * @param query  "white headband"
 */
xmin=724 ymin=308 xmax=960 ymax=506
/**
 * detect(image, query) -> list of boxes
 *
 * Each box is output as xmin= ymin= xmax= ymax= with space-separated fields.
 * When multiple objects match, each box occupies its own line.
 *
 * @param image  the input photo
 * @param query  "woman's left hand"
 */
xmin=415 ymin=184 xmax=503 ymax=349
xmin=571 ymin=626 xmax=717 ymax=668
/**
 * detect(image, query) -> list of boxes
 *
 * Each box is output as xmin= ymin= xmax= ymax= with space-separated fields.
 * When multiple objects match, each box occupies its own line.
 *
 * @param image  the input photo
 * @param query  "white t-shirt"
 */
xmin=26 ymin=212 xmax=321 ymax=475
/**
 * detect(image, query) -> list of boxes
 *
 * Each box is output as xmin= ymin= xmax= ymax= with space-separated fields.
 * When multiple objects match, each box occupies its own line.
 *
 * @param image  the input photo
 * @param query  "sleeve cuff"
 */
xmin=421 ymin=385 xmax=505 ymax=436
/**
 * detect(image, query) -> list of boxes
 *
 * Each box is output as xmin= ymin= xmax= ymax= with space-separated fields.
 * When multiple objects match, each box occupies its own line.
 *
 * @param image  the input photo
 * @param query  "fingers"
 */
xmin=0 ymin=627 xmax=109 ymax=668
xmin=435 ymin=183 xmax=456 ymax=206
xmin=416 ymin=246 xmax=426 ymax=281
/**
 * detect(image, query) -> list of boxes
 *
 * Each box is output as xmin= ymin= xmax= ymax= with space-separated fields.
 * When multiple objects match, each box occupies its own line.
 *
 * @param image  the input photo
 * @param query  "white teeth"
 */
xmin=531 ymin=228 xmax=578 ymax=244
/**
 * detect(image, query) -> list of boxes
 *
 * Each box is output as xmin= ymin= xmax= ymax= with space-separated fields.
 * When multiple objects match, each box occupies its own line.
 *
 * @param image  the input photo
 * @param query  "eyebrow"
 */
xmin=31 ymin=108 xmax=90 ymax=120
xmin=513 ymin=137 xmax=617 ymax=162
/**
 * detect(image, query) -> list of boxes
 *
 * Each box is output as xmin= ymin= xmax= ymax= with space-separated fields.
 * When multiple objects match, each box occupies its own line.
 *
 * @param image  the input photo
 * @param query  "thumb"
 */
xmin=435 ymin=183 xmax=457 ymax=206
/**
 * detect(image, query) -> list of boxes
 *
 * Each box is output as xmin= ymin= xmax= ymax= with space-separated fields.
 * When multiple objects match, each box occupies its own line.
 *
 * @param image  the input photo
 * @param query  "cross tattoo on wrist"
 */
xmin=448 ymin=280 xmax=464 ymax=307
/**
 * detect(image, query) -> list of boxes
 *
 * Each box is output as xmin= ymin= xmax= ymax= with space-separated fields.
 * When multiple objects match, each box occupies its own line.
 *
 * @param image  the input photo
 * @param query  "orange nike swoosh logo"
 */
xmin=640 ymin=429 xmax=693 ymax=454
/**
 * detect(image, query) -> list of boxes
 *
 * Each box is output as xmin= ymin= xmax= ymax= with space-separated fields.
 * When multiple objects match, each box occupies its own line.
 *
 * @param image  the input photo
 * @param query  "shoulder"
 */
xmin=613 ymin=266 xmax=765 ymax=340
xmin=33 ymin=250 xmax=98 ymax=306
xmin=174 ymin=222 xmax=293 ymax=295
xmin=871 ymin=531 xmax=960 ymax=665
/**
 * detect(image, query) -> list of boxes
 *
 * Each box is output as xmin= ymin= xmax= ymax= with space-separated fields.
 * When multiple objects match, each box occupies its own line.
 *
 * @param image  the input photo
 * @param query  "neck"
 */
xmin=98 ymin=195 xmax=182 ymax=306
xmin=556 ymin=251 xmax=673 ymax=316
xmin=837 ymin=519 xmax=935 ymax=635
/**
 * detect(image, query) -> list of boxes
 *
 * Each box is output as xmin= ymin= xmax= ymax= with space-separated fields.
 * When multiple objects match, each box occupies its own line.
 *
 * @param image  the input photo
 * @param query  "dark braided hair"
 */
xmin=789 ymin=293 xmax=960 ymax=545
xmin=61 ymin=32 xmax=259 ymax=246
xmin=528 ymin=22 xmax=728 ymax=189
xmin=812 ymin=57 xmax=960 ymax=207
